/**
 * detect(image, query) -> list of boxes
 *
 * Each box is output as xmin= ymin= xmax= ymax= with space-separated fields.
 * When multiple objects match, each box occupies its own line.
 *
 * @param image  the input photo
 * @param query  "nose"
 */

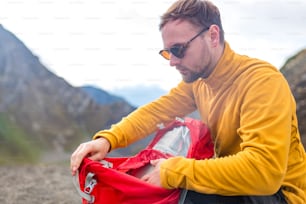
xmin=169 ymin=55 xmax=181 ymax=67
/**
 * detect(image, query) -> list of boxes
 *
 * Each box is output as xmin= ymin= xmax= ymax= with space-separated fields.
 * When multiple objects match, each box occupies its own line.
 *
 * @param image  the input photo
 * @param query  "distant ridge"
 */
xmin=81 ymin=85 xmax=130 ymax=105
xmin=0 ymin=24 xmax=135 ymax=163
xmin=110 ymin=85 xmax=168 ymax=107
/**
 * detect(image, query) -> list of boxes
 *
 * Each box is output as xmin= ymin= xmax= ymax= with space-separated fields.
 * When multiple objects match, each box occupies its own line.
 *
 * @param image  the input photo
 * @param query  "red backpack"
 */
xmin=73 ymin=117 xmax=214 ymax=204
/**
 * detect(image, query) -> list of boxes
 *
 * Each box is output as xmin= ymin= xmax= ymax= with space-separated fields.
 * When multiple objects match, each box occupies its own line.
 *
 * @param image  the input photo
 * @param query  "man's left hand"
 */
xmin=140 ymin=159 xmax=166 ymax=187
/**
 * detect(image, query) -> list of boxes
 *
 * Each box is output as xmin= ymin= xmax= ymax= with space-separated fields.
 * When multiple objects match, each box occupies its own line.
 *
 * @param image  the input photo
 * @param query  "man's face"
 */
xmin=160 ymin=20 xmax=213 ymax=82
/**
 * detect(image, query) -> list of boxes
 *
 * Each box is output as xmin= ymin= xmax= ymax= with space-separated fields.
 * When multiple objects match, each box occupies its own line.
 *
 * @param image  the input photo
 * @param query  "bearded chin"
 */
xmin=182 ymin=71 xmax=203 ymax=83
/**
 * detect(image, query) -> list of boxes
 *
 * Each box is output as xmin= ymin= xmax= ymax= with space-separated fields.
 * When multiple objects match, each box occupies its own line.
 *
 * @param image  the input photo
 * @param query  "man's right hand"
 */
xmin=70 ymin=137 xmax=111 ymax=176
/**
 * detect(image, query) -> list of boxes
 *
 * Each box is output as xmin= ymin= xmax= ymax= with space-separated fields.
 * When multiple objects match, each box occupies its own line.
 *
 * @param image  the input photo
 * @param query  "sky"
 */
xmin=0 ymin=0 xmax=306 ymax=92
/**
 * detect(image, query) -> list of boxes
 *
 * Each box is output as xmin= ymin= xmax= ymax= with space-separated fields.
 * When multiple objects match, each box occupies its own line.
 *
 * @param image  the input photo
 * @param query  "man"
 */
xmin=71 ymin=0 xmax=306 ymax=203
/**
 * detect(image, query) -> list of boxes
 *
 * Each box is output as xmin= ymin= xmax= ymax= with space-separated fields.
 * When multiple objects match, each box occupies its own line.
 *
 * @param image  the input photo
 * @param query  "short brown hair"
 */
xmin=159 ymin=0 xmax=224 ymax=43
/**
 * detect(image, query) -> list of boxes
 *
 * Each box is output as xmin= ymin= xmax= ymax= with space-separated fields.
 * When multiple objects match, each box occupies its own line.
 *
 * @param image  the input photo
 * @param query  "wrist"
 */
xmin=95 ymin=136 xmax=111 ymax=152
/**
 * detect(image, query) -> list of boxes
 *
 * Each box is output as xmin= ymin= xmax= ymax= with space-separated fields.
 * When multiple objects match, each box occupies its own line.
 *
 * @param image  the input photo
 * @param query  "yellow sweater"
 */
xmin=93 ymin=43 xmax=306 ymax=204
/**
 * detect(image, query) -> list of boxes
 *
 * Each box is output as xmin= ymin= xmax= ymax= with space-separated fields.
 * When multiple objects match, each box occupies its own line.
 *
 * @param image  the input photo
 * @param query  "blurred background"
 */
xmin=0 ymin=0 xmax=305 ymax=203
xmin=1 ymin=0 xmax=306 ymax=105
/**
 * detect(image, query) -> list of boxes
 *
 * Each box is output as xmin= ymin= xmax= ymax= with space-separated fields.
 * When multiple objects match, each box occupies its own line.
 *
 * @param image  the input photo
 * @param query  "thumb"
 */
xmin=150 ymin=159 xmax=165 ymax=166
xmin=150 ymin=159 xmax=159 ymax=166
xmin=88 ymin=152 xmax=105 ymax=161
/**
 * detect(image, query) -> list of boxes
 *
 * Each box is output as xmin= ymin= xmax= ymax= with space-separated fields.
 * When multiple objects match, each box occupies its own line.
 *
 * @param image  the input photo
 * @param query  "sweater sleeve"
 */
xmin=160 ymin=73 xmax=292 ymax=195
xmin=92 ymin=81 xmax=197 ymax=150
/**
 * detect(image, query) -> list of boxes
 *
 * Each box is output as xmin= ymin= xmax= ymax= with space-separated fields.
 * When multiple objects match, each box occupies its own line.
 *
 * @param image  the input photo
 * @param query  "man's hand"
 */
xmin=70 ymin=137 xmax=110 ymax=176
xmin=141 ymin=159 xmax=165 ymax=187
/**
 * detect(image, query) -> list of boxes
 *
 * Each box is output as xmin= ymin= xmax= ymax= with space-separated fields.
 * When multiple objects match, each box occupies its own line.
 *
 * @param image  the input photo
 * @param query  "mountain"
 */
xmin=80 ymin=85 xmax=130 ymax=105
xmin=280 ymin=49 xmax=306 ymax=147
xmin=1 ymin=23 xmax=304 ymax=164
xmin=0 ymin=24 xmax=135 ymax=163
xmin=80 ymin=85 xmax=156 ymax=157
xmin=110 ymin=85 xmax=168 ymax=107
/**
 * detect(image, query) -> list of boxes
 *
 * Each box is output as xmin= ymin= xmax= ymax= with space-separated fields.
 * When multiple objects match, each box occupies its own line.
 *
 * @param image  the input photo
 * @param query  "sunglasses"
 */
xmin=159 ymin=27 xmax=209 ymax=60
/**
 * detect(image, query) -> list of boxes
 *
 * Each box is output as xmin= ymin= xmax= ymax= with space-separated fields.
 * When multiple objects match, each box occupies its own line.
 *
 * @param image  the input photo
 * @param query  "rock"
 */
xmin=280 ymin=49 xmax=306 ymax=148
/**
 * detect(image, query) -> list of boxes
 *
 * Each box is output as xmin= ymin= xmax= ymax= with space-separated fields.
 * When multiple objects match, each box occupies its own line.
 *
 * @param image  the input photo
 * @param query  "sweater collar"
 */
xmin=201 ymin=42 xmax=238 ymax=90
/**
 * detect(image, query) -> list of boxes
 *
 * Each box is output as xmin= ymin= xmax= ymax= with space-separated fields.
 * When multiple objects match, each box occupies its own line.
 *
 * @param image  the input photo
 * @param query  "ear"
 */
xmin=208 ymin=25 xmax=220 ymax=47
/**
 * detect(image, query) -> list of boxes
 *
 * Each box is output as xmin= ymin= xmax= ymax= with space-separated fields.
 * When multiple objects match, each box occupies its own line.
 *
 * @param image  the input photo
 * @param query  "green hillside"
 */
xmin=0 ymin=114 xmax=40 ymax=164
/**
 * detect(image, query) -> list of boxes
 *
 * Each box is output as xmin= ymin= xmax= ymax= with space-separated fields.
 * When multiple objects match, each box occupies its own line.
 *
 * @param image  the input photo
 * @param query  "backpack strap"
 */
xmin=72 ymin=171 xmax=95 ymax=203
xmin=179 ymin=189 xmax=188 ymax=204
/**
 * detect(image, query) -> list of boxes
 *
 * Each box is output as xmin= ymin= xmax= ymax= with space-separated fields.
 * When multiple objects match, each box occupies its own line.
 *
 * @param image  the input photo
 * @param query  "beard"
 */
xmin=177 ymin=66 xmax=205 ymax=83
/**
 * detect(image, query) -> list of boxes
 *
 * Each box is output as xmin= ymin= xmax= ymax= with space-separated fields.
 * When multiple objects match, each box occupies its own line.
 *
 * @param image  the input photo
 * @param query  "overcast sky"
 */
xmin=0 ymin=0 xmax=305 ymax=92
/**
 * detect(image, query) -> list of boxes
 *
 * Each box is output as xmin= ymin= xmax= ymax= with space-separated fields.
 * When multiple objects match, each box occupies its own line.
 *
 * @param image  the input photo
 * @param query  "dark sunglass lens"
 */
xmin=170 ymin=45 xmax=184 ymax=58
xmin=159 ymin=45 xmax=185 ymax=60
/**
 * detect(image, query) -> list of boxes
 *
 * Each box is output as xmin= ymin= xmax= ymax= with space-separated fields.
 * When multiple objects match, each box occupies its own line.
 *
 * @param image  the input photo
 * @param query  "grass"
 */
xmin=0 ymin=113 xmax=41 ymax=164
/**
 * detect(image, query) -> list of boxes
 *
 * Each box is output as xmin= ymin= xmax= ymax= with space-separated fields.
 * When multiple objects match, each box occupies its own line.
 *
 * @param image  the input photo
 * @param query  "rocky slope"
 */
xmin=280 ymin=49 xmax=306 ymax=147
xmin=0 ymin=24 xmax=135 ymax=163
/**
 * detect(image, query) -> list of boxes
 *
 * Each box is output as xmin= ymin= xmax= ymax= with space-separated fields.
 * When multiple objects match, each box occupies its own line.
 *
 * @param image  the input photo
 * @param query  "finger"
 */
xmin=140 ymin=174 xmax=149 ymax=182
xmin=150 ymin=158 xmax=165 ymax=166
xmin=70 ymin=143 xmax=90 ymax=175
xmin=88 ymin=152 xmax=103 ymax=161
xmin=150 ymin=159 xmax=159 ymax=166
xmin=70 ymin=138 xmax=110 ymax=175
